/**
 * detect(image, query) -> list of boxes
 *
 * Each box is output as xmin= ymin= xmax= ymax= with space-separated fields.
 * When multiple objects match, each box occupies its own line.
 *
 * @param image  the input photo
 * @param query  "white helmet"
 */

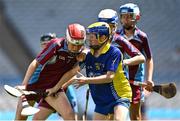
xmin=119 ymin=3 xmax=140 ymax=21
xmin=98 ymin=9 xmax=118 ymax=24
xmin=66 ymin=23 xmax=86 ymax=45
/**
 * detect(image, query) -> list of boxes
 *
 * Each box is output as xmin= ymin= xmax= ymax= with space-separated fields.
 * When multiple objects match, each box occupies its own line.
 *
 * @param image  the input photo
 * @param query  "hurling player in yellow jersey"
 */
xmin=72 ymin=22 xmax=143 ymax=121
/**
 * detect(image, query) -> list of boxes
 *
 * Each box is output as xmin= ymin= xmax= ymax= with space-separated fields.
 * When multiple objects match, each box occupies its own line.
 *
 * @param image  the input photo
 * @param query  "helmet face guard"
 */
xmin=98 ymin=9 xmax=118 ymax=24
xmin=87 ymin=26 xmax=109 ymax=36
xmin=119 ymin=3 xmax=140 ymax=21
xmin=86 ymin=22 xmax=110 ymax=50
xmin=66 ymin=31 xmax=85 ymax=45
xmin=87 ymin=25 xmax=110 ymax=44
xmin=68 ymin=48 xmax=83 ymax=57
xmin=66 ymin=23 xmax=86 ymax=46
xmin=98 ymin=15 xmax=118 ymax=24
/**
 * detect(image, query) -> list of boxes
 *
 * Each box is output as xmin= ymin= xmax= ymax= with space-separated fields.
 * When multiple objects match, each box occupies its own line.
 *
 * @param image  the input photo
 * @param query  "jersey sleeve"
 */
xmin=36 ymin=39 xmax=62 ymax=65
xmin=142 ymin=36 xmax=152 ymax=59
xmin=105 ymin=47 xmax=121 ymax=72
xmin=113 ymin=34 xmax=141 ymax=57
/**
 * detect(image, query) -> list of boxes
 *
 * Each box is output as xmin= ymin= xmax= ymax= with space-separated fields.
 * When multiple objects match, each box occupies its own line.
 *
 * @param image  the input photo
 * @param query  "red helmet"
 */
xmin=66 ymin=23 xmax=86 ymax=45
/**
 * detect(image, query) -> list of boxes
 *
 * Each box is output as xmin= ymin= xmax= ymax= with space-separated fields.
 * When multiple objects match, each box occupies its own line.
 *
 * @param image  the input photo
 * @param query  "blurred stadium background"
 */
xmin=0 ymin=0 xmax=180 ymax=120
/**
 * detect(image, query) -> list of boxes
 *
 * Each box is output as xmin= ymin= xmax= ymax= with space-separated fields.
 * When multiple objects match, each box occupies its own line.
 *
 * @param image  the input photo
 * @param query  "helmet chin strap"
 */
xmin=124 ymin=26 xmax=134 ymax=30
xmin=122 ymin=22 xmax=135 ymax=30
xmin=90 ymin=45 xmax=102 ymax=50
xmin=68 ymin=49 xmax=82 ymax=57
xmin=67 ymin=41 xmax=83 ymax=57
xmin=120 ymin=18 xmax=136 ymax=30
xmin=68 ymin=51 xmax=80 ymax=56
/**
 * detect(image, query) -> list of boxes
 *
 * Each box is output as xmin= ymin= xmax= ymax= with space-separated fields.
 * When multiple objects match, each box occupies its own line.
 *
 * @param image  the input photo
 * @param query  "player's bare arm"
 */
xmin=22 ymin=59 xmax=39 ymax=86
xmin=123 ymin=54 xmax=145 ymax=66
xmin=73 ymin=71 xmax=115 ymax=85
xmin=145 ymin=58 xmax=154 ymax=91
xmin=114 ymin=35 xmax=146 ymax=66
xmin=46 ymin=65 xmax=81 ymax=96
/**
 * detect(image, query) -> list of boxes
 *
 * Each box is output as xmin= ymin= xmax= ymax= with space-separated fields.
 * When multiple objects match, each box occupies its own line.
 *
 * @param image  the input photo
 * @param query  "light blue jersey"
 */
xmin=66 ymin=85 xmax=78 ymax=113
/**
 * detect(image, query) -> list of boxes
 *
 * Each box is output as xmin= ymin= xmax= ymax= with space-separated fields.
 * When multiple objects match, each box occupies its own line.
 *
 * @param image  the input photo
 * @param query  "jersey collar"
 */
xmin=120 ymin=26 xmax=140 ymax=41
xmin=90 ymin=42 xmax=111 ymax=55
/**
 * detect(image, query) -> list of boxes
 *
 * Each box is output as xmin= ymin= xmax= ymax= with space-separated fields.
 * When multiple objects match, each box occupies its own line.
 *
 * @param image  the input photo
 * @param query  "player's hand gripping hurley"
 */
xmin=4 ymin=85 xmax=48 ymax=116
xmin=129 ymin=80 xmax=177 ymax=99
xmin=74 ymin=72 xmax=177 ymax=99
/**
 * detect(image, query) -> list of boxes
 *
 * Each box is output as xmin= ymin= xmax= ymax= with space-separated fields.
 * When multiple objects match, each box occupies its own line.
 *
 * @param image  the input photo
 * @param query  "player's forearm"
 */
xmin=123 ymin=54 xmax=145 ymax=66
xmin=62 ymin=76 xmax=75 ymax=89
xmin=146 ymin=58 xmax=154 ymax=81
xmin=22 ymin=59 xmax=39 ymax=85
xmin=55 ymin=73 xmax=74 ymax=91
xmin=55 ymin=66 xmax=80 ymax=90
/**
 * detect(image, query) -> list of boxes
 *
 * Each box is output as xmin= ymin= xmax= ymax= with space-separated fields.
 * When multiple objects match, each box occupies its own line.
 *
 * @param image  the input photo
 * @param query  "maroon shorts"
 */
xmin=130 ymin=83 xmax=142 ymax=104
xmin=25 ymin=78 xmax=59 ymax=101
xmin=25 ymin=82 xmax=64 ymax=110
xmin=38 ymin=89 xmax=64 ymax=110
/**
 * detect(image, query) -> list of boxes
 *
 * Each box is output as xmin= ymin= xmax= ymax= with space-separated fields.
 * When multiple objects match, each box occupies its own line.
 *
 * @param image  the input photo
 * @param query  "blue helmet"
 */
xmin=87 ymin=22 xmax=111 ymax=44
xmin=98 ymin=9 xmax=118 ymax=24
xmin=87 ymin=22 xmax=110 ymax=50
xmin=87 ymin=22 xmax=110 ymax=36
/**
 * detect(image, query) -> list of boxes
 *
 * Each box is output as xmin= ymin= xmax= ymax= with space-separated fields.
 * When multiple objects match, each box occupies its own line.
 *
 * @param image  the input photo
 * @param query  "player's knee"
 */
xmin=32 ymin=115 xmax=41 ymax=120
xmin=15 ymin=115 xmax=28 ymax=121
xmin=15 ymin=101 xmax=27 ymax=120
xmin=32 ymin=113 xmax=49 ymax=120
xmin=130 ymin=113 xmax=141 ymax=120
xmin=114 ymin=113 xmax=127 ymax=121
xmin=114 ymin=115 xmax=124 ymax=121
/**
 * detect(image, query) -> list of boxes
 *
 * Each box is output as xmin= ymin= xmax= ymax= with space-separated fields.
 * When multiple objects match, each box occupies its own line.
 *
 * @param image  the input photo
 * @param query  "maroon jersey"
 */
xmin=113 ymin=33 xmax=141 ymax=57
xmin=26 ymin=38 xmax=77 ymax=91
xmin=115 ymin=27 xmax=153 ymax=103
xmin=112 ymin=32 xmax=142 ymax=78
xmin=116 ymin=27 xmax=152 ymax=82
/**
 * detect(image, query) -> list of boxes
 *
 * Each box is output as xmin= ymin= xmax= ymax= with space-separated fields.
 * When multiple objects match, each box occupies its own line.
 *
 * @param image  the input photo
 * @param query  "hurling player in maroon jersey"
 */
xmin=15 ymin=23 xmax=86 ymax=121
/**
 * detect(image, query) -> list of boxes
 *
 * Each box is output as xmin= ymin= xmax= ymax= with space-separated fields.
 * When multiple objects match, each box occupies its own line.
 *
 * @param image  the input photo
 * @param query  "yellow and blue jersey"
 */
xmin=84 ymin=43 xmax=132 ymax=106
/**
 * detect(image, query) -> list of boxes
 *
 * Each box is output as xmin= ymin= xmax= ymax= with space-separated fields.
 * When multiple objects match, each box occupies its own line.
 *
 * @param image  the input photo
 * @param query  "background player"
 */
xmin=118 ymin=3 xmax=154 ymax=120
xmin=98 ymin=8 xmax=145 ymax=67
